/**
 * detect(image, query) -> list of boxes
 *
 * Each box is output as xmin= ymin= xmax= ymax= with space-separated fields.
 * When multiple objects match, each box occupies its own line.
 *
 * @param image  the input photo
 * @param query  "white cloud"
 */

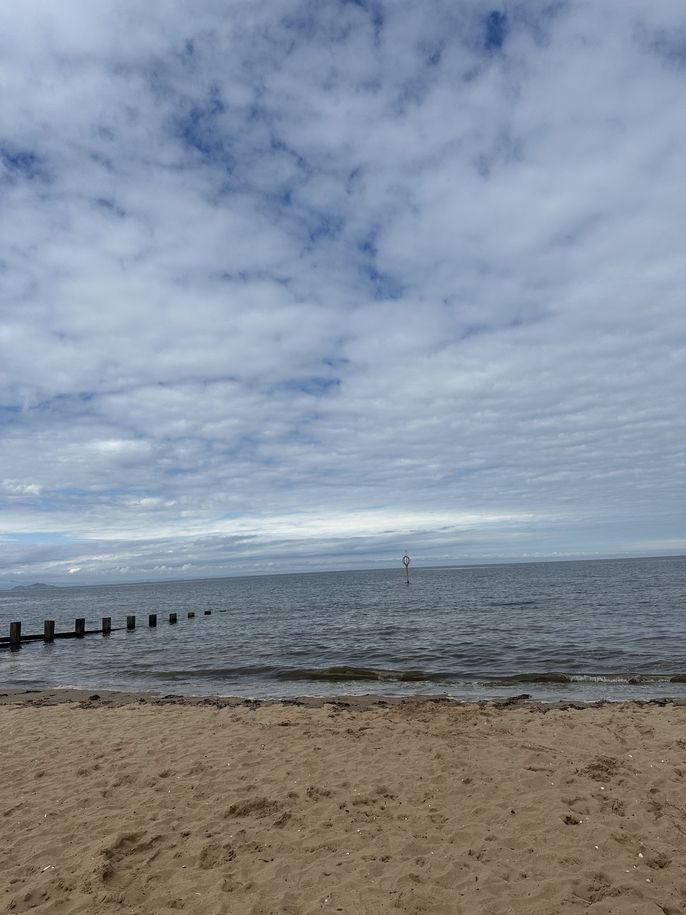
xmin=2 ymin=480 xmax=42 ymax=496
xmin=0 ymin=1 xmax=684 ymax=583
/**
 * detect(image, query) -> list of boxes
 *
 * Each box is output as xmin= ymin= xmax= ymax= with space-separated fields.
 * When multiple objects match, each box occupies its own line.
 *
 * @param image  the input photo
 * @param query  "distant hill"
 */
xmin=9 ymin=582 xmax=59 ymax=591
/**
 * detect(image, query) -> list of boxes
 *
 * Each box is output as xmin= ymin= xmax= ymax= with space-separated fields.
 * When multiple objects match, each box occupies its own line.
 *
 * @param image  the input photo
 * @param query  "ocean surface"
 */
xmin=1 ymin=557 xmax=684 ymax=702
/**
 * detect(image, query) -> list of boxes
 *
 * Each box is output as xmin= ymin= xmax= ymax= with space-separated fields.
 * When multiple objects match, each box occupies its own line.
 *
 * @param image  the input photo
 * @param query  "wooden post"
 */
xmin=102 ymin=617 xmax=111 ymax=635
xmin=169 ymin=613 xmax=177 ymax=624
xmin=148 ymin=613 xmax=157 ymax=627
xmin=127 ymin=615 xmax=136 ymax=630
xmin=44 ymin=620 xmax=55 ymax=642
xmin=204 ymin=610 xmax=211 ymax=615
xmin=75 ymin=618 xmax=85 ymax=637
xmin=187 ymin=611 xmax=195 ymax=619
xmin=9 ymin=622 xmax=21 ymax=647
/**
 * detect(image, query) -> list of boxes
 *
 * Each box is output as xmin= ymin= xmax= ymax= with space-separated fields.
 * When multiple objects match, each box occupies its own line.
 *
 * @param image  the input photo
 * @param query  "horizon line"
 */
xmin=1 ymin=552 xmax=683 ymax=591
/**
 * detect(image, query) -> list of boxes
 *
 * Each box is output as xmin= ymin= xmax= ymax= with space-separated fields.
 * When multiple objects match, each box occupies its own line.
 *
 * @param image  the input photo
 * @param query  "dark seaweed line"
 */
xmin=124 ymin=664 xmax=686 ymax=686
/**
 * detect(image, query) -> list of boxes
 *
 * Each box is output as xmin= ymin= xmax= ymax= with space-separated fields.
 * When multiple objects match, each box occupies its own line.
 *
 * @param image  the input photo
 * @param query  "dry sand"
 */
xmin=1 ymin=690 xmax=685 ymax=914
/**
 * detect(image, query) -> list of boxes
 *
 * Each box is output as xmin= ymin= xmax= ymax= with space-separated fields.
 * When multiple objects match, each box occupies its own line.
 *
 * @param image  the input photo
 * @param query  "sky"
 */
xmin=1 ymin=0 xmax=685 ymax=585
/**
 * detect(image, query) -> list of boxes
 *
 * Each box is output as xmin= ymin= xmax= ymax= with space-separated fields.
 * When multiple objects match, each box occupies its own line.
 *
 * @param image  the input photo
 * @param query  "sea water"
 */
xmin=1 ymin=556 xmax=684 ymax=702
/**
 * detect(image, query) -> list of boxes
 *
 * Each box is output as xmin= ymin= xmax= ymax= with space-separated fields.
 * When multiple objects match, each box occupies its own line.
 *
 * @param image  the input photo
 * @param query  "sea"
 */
xmin=1 ymin=556 xmax=684 ymax=703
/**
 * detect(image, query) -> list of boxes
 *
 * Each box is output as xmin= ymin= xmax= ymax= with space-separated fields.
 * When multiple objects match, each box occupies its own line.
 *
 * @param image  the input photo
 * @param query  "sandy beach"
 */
xmin=1 ymin=691 xmax=684 ymax=914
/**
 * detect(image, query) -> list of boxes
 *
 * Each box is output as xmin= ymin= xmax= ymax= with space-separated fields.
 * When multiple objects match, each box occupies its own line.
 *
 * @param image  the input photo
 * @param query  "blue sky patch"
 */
xmin=1 ymin=146 xmax=43 ymax=180
xmin=484 ymin=10 xmax=508 ymax=51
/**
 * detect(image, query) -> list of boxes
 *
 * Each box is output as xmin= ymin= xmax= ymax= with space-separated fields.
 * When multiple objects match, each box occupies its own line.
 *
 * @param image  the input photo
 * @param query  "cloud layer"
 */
xmin=1 ymin=1 xmax=685 ymax=583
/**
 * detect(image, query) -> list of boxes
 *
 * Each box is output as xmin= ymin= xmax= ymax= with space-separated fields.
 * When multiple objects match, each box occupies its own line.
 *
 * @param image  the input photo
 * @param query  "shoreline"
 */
xmin=2 ymin=685 xmax=686 ymax=710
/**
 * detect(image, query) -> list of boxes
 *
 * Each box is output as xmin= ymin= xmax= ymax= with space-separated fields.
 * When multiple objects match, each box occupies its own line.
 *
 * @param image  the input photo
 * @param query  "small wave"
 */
xmin=111 ymin=665 xmax=686 ymax=687
xmin=125 ymin=665 xmax=277 ymax=681
xmin=571 ymin=674 xmax=685 ymax=685
xmin=482 ymin=672 xmax=685 ymax=686
xmin=488 ymin=600 xmax=538 ymax=608
xmin=485 ymin=673 xmax=572 ymax=685
xmin=273 ymin=665 xmax=448 ymax=683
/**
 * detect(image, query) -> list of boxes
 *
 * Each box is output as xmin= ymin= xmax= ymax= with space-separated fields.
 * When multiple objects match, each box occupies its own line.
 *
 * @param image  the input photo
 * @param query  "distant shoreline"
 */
xmin=7 ymin=582 xmax=60 ymax=591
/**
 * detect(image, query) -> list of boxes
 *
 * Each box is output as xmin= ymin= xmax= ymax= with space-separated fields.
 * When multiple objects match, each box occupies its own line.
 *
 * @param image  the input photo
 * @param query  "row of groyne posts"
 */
xmin=0 ymin=609 xmax=220 ymax=650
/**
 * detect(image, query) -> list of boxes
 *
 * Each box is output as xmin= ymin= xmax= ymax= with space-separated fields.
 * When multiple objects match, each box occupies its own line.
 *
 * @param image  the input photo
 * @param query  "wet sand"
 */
xmin=1 ymin=690 xmax=685 ymax=914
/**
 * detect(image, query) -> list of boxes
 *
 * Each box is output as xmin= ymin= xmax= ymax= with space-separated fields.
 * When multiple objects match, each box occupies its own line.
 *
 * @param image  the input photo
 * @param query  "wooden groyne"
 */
xmin=0 ymin=609 xmax=215 ymax=650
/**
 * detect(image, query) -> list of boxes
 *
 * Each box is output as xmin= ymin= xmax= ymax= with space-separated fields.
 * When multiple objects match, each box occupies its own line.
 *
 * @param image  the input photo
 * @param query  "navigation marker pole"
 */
xmin=402 ymin=551 xmax=411 ymax=585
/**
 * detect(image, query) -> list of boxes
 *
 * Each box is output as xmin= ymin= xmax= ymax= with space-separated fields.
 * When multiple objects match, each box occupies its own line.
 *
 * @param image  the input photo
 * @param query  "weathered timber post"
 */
xmin=187 ymin=611 xmax=195 ymax=619
xmin=75 ymin=618 xmax=86 ymax=637
xmin=44 ymin=620 xmax=55 ymax=642
xmin=148 ymin=613 xmax=157 ymax=627
xmin=169 ymin=613 xmax=177 ymax=624
xmin=102 ymin=617 xmax=111 ymax=635
xmin=126 ymin=615 xmax=136 ymax=630
xmin=9 ymin=622 xmax=21 ymax=647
